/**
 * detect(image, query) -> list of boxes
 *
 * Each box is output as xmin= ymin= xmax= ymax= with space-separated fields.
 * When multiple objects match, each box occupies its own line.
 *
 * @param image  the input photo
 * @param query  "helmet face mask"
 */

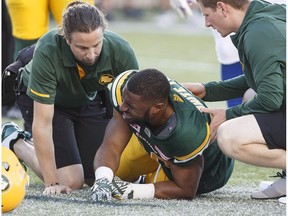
xmin=2 ymin=146 xmax=29 ymax=213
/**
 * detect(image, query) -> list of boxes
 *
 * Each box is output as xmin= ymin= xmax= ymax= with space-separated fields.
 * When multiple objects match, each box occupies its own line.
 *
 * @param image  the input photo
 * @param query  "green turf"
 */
xmin=119 ymin=32 xmax=219 ymax=82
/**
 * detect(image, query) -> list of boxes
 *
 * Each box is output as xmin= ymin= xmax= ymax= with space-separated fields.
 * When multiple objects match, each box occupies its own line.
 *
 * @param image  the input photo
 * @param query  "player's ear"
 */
xmin=152 ymin=103 xmax=164 ymax=114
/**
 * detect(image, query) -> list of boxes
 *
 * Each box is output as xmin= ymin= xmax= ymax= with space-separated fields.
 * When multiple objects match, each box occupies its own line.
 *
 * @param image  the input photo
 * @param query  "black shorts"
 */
xmin=17 ymin=92 xmax=110 ymax=180
xmin=254 ymin=106 xmax=286 ymax=150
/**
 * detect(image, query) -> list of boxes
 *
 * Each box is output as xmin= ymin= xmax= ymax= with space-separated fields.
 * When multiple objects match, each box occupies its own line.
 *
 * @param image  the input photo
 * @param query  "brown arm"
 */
xmin=154 ymin=155 xmax=204 ymax=199
xmin=93 ymin=109 xmax=132 ymax=174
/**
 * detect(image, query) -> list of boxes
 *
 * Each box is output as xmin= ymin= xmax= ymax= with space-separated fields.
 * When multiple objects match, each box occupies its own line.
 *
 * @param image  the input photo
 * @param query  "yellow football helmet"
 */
xmin=2 ymin=146 xmax=29 ymax=213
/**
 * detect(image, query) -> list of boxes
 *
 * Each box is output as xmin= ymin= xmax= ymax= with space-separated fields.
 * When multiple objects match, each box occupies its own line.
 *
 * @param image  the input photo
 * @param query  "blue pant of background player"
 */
xmin=221 ymin=62 xmax=243 ymax=108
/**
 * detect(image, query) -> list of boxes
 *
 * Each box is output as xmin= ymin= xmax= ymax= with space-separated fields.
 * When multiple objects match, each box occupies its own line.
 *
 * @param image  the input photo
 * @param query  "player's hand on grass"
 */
xmin=111 ymin=176 xmax=134 ymax=200
xmin=90 ymin=178 xmax=113 ymax=202
xmin=43 ymin=183 xmax=72 ymax=195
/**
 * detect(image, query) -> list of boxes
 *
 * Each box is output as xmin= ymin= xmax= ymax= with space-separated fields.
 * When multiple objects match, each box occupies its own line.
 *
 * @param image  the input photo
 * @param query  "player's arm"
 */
xmin=90 ymin=109 xmax=132 ymax=202
xmin=93 ymin=109 xmax=132 ymax=174
xmin=111 ymin=155 xmax=204 ymax=200
xmin=154 ymin=155 xmax=204 ymax=199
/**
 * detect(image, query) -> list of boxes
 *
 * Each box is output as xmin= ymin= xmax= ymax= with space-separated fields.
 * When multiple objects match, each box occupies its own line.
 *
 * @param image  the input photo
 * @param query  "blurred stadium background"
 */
xmin=2 ymin=1 xmax=285 ymax=215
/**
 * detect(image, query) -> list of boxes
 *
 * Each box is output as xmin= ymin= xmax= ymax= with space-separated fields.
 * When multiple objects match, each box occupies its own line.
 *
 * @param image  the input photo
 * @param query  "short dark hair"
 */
xmin=197 ymin=0 xmax=249 ymax=10
xmin=60 ymin=1 xmax=108 ymax=41
xmin=127 ymin=69 xmax=170 ymax=103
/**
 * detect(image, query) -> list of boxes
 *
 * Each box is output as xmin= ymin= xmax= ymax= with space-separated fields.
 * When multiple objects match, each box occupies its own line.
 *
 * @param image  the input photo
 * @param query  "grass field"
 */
xmin=2 ymin=19 xmax=286 ymax=215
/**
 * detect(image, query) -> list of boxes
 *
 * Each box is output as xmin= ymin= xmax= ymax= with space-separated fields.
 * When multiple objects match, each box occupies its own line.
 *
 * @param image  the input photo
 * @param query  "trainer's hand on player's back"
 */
xmin=43 ymin=184 xmax=72 ymax=195
xmin=200 ymin=107 xmax=226 ymax=142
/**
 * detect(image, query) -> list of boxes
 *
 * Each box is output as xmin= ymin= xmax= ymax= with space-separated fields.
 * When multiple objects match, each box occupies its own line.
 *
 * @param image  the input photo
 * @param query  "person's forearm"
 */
xmin=33 ymin=126 xmax=59 ymax=186
xmin=154 ymin=181 xmax=196 ymax=200
xmin=93 ymin=116 xmax=130 ymax=174
xmin=204 ymin=75 xmax=248 ymax=101
xmin=93 ymin=147 xmax=121 ymax=175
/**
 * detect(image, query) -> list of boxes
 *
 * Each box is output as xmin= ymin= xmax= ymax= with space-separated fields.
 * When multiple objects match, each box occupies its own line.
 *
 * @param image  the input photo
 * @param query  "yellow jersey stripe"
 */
xmin=111 ymin=70 xmax=134 ymax=107
xmin=174 ymin=122 xmax=210 ymax=161
xmin=30 ymin=88 xmax=50 ymax=98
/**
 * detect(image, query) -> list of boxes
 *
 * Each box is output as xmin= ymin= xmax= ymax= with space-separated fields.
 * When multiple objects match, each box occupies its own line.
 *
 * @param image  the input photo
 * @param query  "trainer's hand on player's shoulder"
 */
xmin=182 ymin=82 xmax=206 ymax=99
xmin=90 ymin=178 xmax=113 ymax=202
xmin=43 ymin=183 xmax=72 ymax=195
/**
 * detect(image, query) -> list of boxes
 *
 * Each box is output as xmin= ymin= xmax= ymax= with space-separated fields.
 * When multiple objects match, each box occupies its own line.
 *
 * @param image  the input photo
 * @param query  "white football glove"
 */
xmin=111 ymin=176 xmax=134 ymax=200
xmin=170 ymin=0 xmax=193 ymax=18
xmin=90 ymin=177 xmax=113 ymax=202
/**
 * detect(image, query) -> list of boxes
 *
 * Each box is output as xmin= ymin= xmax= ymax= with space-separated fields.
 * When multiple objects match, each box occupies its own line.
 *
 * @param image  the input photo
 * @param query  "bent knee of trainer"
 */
xmin=217 ymin=124 xmax=235 ymax=154
xmin=65 ymin=179 xmax=84 ymax=190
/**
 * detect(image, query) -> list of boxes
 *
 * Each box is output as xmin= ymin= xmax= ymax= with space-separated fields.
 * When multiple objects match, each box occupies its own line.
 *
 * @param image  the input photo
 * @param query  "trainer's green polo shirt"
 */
xmin=23 ymin=28 xmax=139 ymax=108
xmin=203 ymin=1 xmax=286 ymax=119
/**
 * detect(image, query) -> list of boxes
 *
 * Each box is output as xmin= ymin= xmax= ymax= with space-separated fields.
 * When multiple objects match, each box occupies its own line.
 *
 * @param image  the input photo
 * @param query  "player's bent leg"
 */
xmin=13 ymin=140 xmax=43 ymax=179
xmin=217 ymin=115 xmax=286 ymax=169
xmin=6 ymin=0 xmax=48 ymax=40
xmin=58 ymin=164 xmax=85 ymax=190
xmin=116 ymin=134 xmax=159 ymax=182
xmin=2 ymin=122 xmax=42 ymax=179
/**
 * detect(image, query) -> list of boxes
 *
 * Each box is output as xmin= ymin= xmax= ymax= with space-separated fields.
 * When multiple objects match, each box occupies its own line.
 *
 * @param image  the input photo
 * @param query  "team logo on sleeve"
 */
xmin=173 ymin=94 xmax=184 ymax=103
xmin=99 ymin=74 xmax=114 ymax=85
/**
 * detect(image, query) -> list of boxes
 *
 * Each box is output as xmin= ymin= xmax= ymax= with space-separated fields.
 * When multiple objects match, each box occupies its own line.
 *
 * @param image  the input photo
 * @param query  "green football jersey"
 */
xmin=111 ymin=70 xmax=234 ymax=194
